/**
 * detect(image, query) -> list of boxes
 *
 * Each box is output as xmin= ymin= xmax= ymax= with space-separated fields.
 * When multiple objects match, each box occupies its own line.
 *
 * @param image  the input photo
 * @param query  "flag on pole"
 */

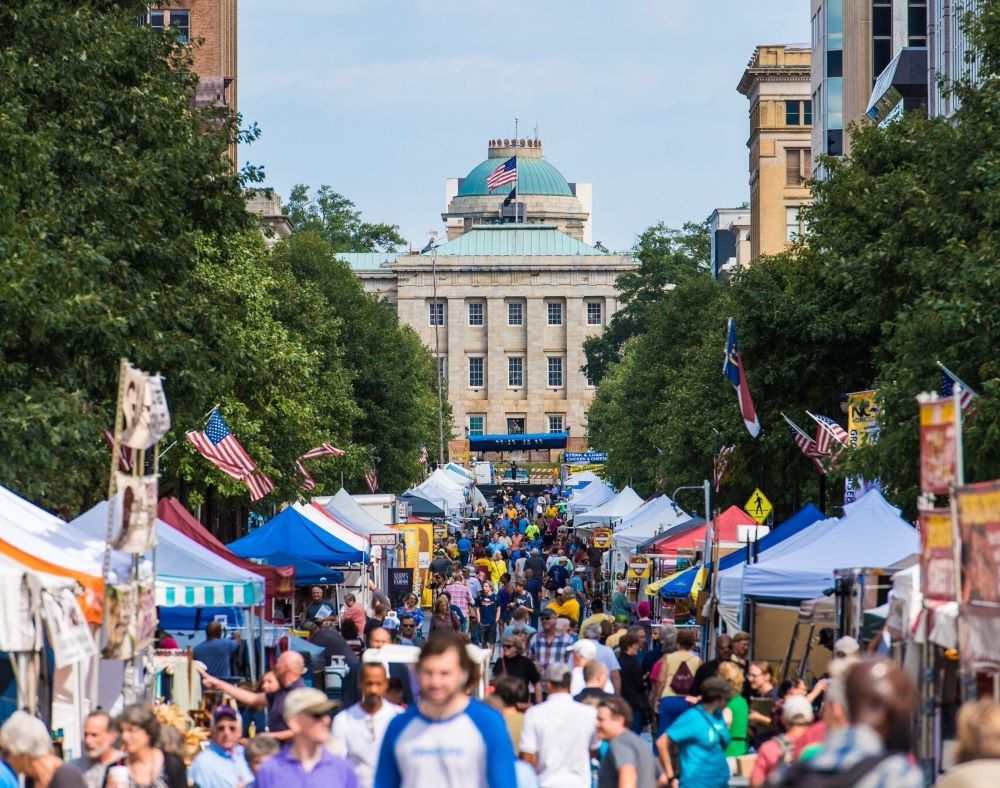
xmin=782 ymin=414 xmax=827 ymax=473
xmin=807 ymin=411 xmax=849 ymax=449
xmin=712 ymin=445 xmax=735 ymax=492
xmin=364 ymin=467 xmax=379 ymax=494
xmin=186 ymin=410 xmax=274 ymax=501
xmin=486 ymin=156 xmax=517 ymax=191
xmin=101 ymin=428 xmax=134 ymax=473
xmin=722 ymin=318 xmax=761 ymax=438
xmin=296 ymin=443 xmax=346 ymax=492
xmin=938 ymin=362 xmax=978 ymax=411
xmin=419 ymin=446 xmax=429 ymax=464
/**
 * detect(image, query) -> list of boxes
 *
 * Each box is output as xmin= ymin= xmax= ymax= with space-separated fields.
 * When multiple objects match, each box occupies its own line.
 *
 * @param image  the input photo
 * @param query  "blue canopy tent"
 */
xmin=659 ymin=504 xmax=827 ymax=601
xmin=229 ymin=506 xmax=364 ymax=565
xmin=469 ymin=432 xmax=568 ymax=452
xmin=259 ymin=551 xmax=345 ymax=586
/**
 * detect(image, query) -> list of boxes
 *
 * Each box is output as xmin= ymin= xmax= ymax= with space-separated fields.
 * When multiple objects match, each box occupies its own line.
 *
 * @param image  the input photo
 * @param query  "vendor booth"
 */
xmin=229 ymin=506 xmax=365 ymax=565
xmin=573 ymin=486 xmax=643 ymax=529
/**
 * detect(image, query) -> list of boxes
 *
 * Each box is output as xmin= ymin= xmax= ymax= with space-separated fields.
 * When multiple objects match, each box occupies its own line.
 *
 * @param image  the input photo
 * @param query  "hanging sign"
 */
xmin=42 ymin=588 xmax=98 ymax=668
xmin=744 ymin=488 xmax=773 ymax=525
xmin=919 ymin=396 xmax=957 ymax=495
xmin=119 ymin=364 xmax=171 ymax=450
xmin=627 ymin=558 xmax=651 ymax=579
xmin=113 ymin=473 xmax=158 ymax=553
xmin=918 ymin=508 xmax=955 ymax=602
xmin=592 ymin=528 xmax=612 ymax=549
xmin=956 ymin=480 xmax=1000 ymax=605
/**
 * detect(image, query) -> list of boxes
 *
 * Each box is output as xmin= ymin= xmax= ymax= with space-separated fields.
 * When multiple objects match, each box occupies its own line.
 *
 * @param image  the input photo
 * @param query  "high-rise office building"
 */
xmin=738 ymin=45 xmax=813 ymax=261
xmin=928 ymin=0 xmax=981 ymax=117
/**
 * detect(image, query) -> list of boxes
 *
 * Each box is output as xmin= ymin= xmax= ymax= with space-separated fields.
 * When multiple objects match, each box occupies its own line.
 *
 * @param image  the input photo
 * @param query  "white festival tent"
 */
xmin=315 ymin=488 xmax=384 ymax=535
xmin=739 ymin=490 xmax=919 ymax=602
xmin=567 ymin=478 xmax=615 ymax=516
xmin=574 ymin=486 xmax=644 ymax=528
xmin=564 ymin=470 xmax=603 ymax=490
xmin=441 ymin=462 xmax=474 ymax=485
xmin=413 ymin=468 xmax=468 ymax=514
xmin=610 ymin=495 xmax=691 ymax=563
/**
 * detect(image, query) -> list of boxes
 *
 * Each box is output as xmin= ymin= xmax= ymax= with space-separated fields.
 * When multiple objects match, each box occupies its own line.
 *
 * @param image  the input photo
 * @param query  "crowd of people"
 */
xmin=4 ymin=484 xmax=1000 ymax=787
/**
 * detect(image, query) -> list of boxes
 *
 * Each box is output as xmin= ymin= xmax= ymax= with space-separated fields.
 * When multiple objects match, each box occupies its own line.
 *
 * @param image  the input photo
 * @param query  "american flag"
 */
xmin=486 ymin=157 xmax=517 ymax=191
xmin=419 ymin=446 xmax=428 ymax=464
xmin=365 ymin=466 xmax=379 ymax=494
xmin=186 ymin=410 xmax=274 ymax=501
xmin=938 ymin=363 xmax=978 ymax=412
xmin=782 ymin=414 xmax=827 ymax=474
xmin=712 ymin=445 xmax=735 ymax=492
xmin=808 ymin=412 xmax=849 ymax=450
xmin=101 ymin=427 xmax=134 ymax=473
xmin=296 ymin=443 xmax=346 ymax=492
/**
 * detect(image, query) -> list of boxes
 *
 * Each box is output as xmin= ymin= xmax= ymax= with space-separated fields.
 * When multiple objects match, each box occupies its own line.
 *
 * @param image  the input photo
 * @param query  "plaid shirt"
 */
xmin=806 ymin=725 xmax=923 ymax=788
xmin=528 ymin=632 xmax=574 ymax=673
xmin=444 ymin=581 xmax=472 ymax=617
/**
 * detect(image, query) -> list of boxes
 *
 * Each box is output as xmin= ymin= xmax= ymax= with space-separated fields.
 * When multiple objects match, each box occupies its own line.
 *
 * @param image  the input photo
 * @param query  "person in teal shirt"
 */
xmin=657 ymin=677 xmax=732 ymax=788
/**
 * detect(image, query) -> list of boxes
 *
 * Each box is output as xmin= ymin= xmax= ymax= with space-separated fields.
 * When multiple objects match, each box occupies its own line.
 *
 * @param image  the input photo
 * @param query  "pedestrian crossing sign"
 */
xmin=745 ymin=488 xmax=773 ymax=525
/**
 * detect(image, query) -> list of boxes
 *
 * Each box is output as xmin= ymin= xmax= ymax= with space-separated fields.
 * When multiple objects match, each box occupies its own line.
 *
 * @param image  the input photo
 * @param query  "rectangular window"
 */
xmin=786 ymin=149 xmax=809 ymax=186
xmin=586 ymin=301 xmax=603 ymax=325
xmin=547 ymin=356 xmax=564 ymax=388
xmin=468 ymin=357 xmax=484 ymax=388
xmin=547 ymin=415 xmax=565 ymax=434
xmin=803 ymin=100 xmax=812 ymax=126
xmin=907 ymin=1 xmax=927 ymax=45
xmin=149 ymin=10 xmax=165 ymax=29
xmin=506 ymin=417 xmax=525 ymax=435
xmin=467 ymin=415 xmax=485 ymax=437
xmin=826 ymin=49 xmax=843 ymax=78
xmin=786 ymin=206 xmax=806 ymax=242
xmin=508 ymin=356 xmax=524 ymax=388
xmin=169 ymin=9 xmax=190 ymax=43
xmin=507 ymin=301 xmax=523 ymax=326
xmin=785 ymin=100 xmax=800 ymax=126
xmin=437 ymin=356 xmax=447 ymax=388
xmin=547 ymin=302 xmax=563 ymax=326
xmin=467 ymin=301 xmax=484 ymax=326
xmin=428 ymin=301 xmax=445 ymax=326
xmin=872 ymin=0 xmax=893 ymax=81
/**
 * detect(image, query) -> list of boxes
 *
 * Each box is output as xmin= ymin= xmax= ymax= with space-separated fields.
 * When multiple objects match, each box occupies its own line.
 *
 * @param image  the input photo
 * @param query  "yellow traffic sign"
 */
xmin=745 ymin=488 xmax=773 ymax=525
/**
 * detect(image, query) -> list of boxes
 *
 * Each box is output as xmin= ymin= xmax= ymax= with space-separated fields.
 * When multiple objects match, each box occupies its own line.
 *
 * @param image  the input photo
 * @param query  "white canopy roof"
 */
xmin=611 ymin=495 xmax=690 ymax=561
xmin=318 ymin=488 xmax=384 ymax=535
xmin=568 ymin=478 xmax=615 ymax=514
xmin=574 ymin=486 xmax=644 ymax=528
xmin=564 ymin=470 xmax=603 ymax=489
xmin=740 ymin=491 xmax=919 ymax=601
xmin=413 ymin=469 xmax=467 ymax=512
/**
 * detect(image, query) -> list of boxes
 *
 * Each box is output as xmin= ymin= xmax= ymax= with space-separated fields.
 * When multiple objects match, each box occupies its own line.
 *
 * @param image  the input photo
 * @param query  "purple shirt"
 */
xmin=254 ymin=746 xmax=359 ymax=788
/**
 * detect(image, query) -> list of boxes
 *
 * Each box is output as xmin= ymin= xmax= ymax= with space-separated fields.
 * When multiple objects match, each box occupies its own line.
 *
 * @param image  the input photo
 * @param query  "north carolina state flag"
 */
xmin=722 ymin=318 xmax=761 ymax=438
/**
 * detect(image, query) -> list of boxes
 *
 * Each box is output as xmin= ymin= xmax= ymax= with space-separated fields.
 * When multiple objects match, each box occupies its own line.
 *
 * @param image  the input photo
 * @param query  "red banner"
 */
xmin=956 ymin=480 xmax=1000 ymax=606
xmin=918 ymin=509 xmax=955 ymax=602
xmin=919 ymin=397 xmax=957 ymax=495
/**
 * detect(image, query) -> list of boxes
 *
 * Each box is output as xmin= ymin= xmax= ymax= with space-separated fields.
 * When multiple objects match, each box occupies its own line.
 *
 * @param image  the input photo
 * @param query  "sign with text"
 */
xmin=919 ymin=508 xmax=955 ymax=602
xmin=920 ymin=396 xmax=957 ymax=495
xmin=564 ymin=451 xmax=608 ymax=464
xmin=119 ymin=364 xmax=171 ymax=450
xmin=592 ymin=528 xmax=612 ymax=549
xmin=388 ymin=568 xmax=414 ymax=606
xmin=627 ymin=558 xmax=651 ymax=580
xmin=370 ymin=533 xmax=398 ymax=547
xmin=957 ymin=480 xmax=1000 ymax=606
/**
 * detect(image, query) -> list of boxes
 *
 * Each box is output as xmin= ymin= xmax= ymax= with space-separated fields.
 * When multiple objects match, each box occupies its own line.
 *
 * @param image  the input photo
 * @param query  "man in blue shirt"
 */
xmin=457 ymin=536 xmax=471 ymax=566
xmin=375 ymin=634 xmax=516 ymax=787
xmin=193 ymin=621 xmax=239 ymax=678
xmin=188 ymin=706 xmax=253 ymax=788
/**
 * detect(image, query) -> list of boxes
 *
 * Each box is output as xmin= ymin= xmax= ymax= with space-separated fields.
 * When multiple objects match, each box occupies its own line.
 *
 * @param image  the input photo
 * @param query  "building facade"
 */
xmin=708 ymin=208 xmax=752 ymax=280
xmin=928 ymin=0 xmax=981 ymax=117
xmin=738 ymin=45 xmax=813 ymax=261
xmin=341 ymin=140 xmax=636 ymax=444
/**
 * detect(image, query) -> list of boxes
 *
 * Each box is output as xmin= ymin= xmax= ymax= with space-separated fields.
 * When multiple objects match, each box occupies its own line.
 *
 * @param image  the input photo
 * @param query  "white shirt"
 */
xmin=331 ymin=700 xmax=403 ymax=788
xmin=569 ymin=666 xmax=613 ymax=696
xmin=519 ymin=692 xmax=597 ymax=788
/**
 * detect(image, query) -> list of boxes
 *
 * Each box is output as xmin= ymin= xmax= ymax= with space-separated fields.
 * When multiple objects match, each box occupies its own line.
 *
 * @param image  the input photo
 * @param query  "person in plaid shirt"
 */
xmin=444 ymin=570 xmax=473 ymax=630
xmin=528 ymin=609 xmax=574 ymax=675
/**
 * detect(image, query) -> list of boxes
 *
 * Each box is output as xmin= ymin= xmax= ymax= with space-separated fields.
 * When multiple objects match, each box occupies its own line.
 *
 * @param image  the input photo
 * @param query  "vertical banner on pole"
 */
xmin=918 ymin=509 xmax=956 ymax=602
xmin=919 ymin=397 xmax=957 ymax=495
xmin=955 ymin=481 xmax=1000 ymax=664
xmin=845 ymin=390 xmax=880 ymax=504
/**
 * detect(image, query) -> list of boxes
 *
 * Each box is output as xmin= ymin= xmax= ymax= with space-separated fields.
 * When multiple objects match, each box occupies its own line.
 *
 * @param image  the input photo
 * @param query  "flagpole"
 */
xmin=514 ymin=117 xmax=519 ymax=224
xmin=160 ymin=403 xmax=221 ymax=459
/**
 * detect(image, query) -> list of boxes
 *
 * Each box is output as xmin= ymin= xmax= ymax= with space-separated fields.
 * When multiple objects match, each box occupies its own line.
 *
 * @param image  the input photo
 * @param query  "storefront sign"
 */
xmin=919 ymin=508 xmax=955 ymax=602
xmin=370 ymin=533 xmax=398 ymax=547
xmin=919 ymin=396 xmax=957 ymax=495
xmin=564 ymin=451 xmax=608 ymax=463
xmin=956 ymin=480 xmax=1000 ymax=605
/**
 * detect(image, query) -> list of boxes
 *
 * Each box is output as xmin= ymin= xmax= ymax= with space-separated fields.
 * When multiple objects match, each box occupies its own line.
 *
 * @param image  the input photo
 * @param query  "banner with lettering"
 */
xmin=919 ymin=397 xmax=957 ymax=495
xmin=918 ymin=509 xmax=955 ymax=602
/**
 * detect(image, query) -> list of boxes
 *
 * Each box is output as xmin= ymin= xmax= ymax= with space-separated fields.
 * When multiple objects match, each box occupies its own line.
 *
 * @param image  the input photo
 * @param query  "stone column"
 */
xmin=486 ymin=297 xmax=506 ymax=431
xmin=565 ymin=297 xmax=587 ymax=435
xmin=526 ymin=297 xmax=547 ymax=433
xmin=446 ymin=298 xmax=464 ymax=430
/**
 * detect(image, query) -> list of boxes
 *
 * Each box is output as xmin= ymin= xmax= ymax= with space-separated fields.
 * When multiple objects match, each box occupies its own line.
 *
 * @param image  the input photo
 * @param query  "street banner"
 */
xmin=119 ymin=365 xmax=171 ymax=450
xmin=956 ymin=480 xmax=1000 ymax=605
xmin=388 ymin=568 xmax=415 ymax=607
xmin=447 ymin=439 xmax=470 ymax=468
xmin=42 ymin=588 xmax=98 ymax=668
xmin=113 ymin=472 xmax=158 ymax=553
xmin=845 ymin=391 xmax=880 ymax=504
xmin=919 ymin=397 xmax=957 ymax=495
xmin=918 ymin=508 xmax=955 ymax=602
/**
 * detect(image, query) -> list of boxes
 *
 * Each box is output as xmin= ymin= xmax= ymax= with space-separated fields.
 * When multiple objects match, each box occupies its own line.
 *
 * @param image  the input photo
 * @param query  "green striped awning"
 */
xmin=156 ymin=575 xmax=263 ymax=608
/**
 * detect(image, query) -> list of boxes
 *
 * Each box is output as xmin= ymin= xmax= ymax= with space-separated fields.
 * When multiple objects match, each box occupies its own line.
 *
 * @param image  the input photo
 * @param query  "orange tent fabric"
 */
xmin=0 ymin=538 xmax=104 ymax=623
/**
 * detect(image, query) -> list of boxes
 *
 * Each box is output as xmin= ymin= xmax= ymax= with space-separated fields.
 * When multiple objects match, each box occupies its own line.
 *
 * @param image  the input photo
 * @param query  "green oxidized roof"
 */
xmin=457 ymin=157 xmax=573 ymax=197
xmin=430 ymin=225 xmax=607 ymax=256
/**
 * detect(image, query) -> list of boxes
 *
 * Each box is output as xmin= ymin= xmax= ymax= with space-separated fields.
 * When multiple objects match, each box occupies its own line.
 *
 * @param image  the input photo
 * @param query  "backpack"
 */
xmin=772 ymin=752 xmax=893 ymax=787
xmin=669 ymin=658 xmax=695 ymax=695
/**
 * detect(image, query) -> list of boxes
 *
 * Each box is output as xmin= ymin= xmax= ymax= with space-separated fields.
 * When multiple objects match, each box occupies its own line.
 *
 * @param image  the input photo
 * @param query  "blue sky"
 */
xmin=239 ymin=0 xmax=809 ymax=252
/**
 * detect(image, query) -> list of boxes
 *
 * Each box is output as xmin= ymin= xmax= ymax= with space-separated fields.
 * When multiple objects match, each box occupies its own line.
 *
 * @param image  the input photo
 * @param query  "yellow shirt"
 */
xmin=487 ymin=558 xmax=507 ymax=585
xmin=660 ymin=650 xmax=702 ymax=697
xmin=547 ymin=597 xmax=581 ymax=623
xmin=579 ymin=613 xmax=614 ymax=635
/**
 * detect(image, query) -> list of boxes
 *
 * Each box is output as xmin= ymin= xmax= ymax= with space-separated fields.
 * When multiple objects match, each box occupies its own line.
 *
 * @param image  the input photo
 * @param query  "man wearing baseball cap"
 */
xmin=567 ymin=639 xmax=614 ymax=696
xmin=188 ymin=706 xmax=252 ymax=788
xmin=254 ymin=688 xmax=358 ymax=787
xmin=527 ymin=609 xmax=574 ymax=677
xmin=519 ymin=662 xmax=598 ymax=787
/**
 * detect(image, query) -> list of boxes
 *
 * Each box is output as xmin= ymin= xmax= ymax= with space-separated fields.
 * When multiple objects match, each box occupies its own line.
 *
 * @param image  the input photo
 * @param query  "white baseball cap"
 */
xmin=567 ymin=639 xmax=597 ymax=660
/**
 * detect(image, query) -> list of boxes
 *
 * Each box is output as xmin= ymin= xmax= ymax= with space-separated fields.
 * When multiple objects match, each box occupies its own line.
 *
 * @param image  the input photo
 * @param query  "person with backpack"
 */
xmin=657 ymin=677 xmax=733 ymax=788
xmin=653 ymin=627 xmax=702 ymax=735
xmin=750 ymin=695 xmax=814 ymax=787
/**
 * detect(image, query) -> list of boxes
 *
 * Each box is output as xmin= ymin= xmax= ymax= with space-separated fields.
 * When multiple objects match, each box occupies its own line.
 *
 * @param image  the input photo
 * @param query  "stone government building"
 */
xmin=339 ymin=139 xmax=636 ymax=450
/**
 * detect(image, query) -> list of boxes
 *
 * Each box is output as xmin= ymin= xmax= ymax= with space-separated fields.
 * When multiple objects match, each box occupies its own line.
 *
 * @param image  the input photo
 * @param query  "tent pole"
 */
xmin=246 ymin=607 xmax=257 ymax=685
xmin=258 ymin=606 xmax=265 ymax=682
xmin=798 ymin=624 xmax=815 ymax=680
xmin=781 ymin=622 xmax=800 ymax=681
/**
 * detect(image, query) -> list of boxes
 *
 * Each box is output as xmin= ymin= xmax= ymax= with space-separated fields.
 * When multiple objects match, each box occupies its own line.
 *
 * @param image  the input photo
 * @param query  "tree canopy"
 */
xmin=283 ymin=185 xmax=407 ymax=252
xmin=588 ymin=10 xmax=1000 ymax=519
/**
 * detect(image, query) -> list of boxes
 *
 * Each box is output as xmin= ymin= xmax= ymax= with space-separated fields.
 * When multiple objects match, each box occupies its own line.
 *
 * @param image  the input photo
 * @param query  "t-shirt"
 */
xmin=665 ymin=706 xmax=730 ymax=788
xmin=331 ymin=701 xmax=404 ymax=788
xmin=192 ymin=637 xmax=239 ymax=678
xmin=374 ymin=698 xmax=516 ymax=788
xmin=70 ymin=754 xmax=122 ymax=788
xmin=659 ymin=651 xmax=702 ymax=697
xmin=49 ymin=764 xmax=86 ymax=788
xmin=188 ymin=742 xmax=254 ymax=788
xmin=305 ymin=600 xmax=335 ymax=623
xmin=267 ymin=677 xmax=307 ymax=733
xmin=494 ymin=655 xmax=542 ymax=702
xmin=579 ymin=613 xmax=614 ymax=636
xmin=519 ymin=693 xmax=597 ymax=787
xmin=596 ymin=730 xmax=660 ymax=788
xmin=724 ymin=695 xmax=749 ymax=757
xmin=476 ymin=593 xmax=499 ymax=626
xmin=569 ymin=666 xmax=614 ymax=696
xmin=457 ymin=538 xmax=471 ymax=554
xmin=0 ymin=763 xmax=16 ymax=788
xmin=935 ymin=759 xmax=1000 ymax=788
